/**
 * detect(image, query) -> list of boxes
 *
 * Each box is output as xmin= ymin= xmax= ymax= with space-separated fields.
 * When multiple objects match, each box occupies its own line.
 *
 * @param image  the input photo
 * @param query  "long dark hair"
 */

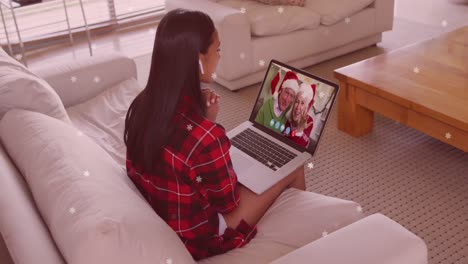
xmin=124 ymin=9 xmax=215 ymax=174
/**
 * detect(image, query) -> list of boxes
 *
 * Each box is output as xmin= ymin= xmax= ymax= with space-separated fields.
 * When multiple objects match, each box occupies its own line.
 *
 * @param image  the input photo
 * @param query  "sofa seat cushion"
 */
xmin=67 ymin=78 xmax=142 ymax=167
xmin=304 ymin=0 xmax=375 ymax=26
xmin=0 ymin=110 xmax=196 ymax=264
xmin=0 ymin=48 xmax=70 ymax=123
xmin=198 ymin=188 xmax=364 ymax=264
xmin=218 ymin=0 xmax=321 ymax=36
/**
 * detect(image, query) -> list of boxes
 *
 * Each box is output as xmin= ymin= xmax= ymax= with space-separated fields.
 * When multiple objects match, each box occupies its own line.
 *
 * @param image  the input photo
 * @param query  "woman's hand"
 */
xmin=201 ymin=88 xmax=220 ymax=122
xmin=297 ymin=113 xmax=313 ymax=133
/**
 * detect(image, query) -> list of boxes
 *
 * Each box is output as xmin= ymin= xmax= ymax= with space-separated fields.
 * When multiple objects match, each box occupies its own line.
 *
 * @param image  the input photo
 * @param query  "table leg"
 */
xmin=0 ymin=4 xmax=13 ymax=55
xmin=78 ymin=0 xmax=93 ymax=56
xmin=8 ymin=0 xmax=26 ymax=66
xmin=337 ymin=81 xmax=374 ymax=137
xmin=62 ymin=0 xmax=74 ymax=45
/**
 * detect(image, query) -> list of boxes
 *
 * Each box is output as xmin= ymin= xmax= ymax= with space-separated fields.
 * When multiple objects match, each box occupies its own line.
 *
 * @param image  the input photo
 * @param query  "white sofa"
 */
xmin=0 ymin=49 xmax=427 ymax=264
xmin=165 ymin=0 xmax=395 ymax=91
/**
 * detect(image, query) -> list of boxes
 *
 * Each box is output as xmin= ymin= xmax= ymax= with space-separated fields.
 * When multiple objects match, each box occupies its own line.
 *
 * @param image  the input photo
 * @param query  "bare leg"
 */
xmin=223 ymin=166 xmax=305 ymax=228
xmin=288 ymin=167 xmax=306 ymax=190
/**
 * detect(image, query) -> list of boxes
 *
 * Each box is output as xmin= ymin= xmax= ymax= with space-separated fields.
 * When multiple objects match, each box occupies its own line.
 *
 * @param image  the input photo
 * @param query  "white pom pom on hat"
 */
xmin=298 ymin=83 xmax=315 ymax=103
xmin=281 ymin=79 xmax=299 ymax=93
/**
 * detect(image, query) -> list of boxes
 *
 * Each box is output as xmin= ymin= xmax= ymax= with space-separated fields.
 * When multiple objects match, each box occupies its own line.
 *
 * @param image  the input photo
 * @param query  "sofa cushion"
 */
xmin=304 ymin=0 xmax=375 ymax=26
xmin=0 ymin=110 xmax=196 ymax=264
xmin=67 ymin=78 xmax=142 ymax=167
xmin=270 ymin=214 xmax=428 ymax=264
xmin=255 ymin=0 xmax=304 ymax=6
xmin=0 ymin=144 xmax=65 ymax=264
xmin=218 ymin=0 xmax=321 ymax=36
xmin=0 ymin=48 xmax=70 ymax=123
xmin=199 ymin=188 xmax=364 ymax=263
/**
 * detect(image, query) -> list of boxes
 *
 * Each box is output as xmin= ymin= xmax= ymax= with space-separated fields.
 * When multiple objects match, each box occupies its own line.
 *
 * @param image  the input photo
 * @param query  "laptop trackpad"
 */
xmin=231 ymin=153 xmax=254 ymax=175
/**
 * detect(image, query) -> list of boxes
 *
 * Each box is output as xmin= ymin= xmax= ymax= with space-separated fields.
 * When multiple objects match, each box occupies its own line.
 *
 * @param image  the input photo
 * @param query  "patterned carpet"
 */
xmin=134 ymin=18 xmax=468 ymax=264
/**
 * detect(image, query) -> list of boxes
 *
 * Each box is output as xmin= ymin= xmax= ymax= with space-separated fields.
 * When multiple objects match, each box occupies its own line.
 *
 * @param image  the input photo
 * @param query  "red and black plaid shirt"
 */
xmin=126 ymin=96 xmax=257 ymax=260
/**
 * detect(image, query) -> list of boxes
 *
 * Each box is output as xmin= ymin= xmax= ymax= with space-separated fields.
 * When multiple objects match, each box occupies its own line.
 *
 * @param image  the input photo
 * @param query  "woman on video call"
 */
xmin=124 ymin=9 xmax=307 ymax=260
xmin=283 ymin=83 xmax=316 ymax=148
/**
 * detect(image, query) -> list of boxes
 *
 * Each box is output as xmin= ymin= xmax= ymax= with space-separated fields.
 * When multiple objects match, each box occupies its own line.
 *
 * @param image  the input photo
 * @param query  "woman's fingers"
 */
xmin=205 ymin=90 xmax=220 ymax=107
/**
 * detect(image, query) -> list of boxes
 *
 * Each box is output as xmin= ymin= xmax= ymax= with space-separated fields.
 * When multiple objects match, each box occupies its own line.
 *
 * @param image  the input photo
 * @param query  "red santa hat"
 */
xmin=270 ymin=71 xmax=299 ymax=100
xmin=298 ymin=82 xmax=316 ymax=111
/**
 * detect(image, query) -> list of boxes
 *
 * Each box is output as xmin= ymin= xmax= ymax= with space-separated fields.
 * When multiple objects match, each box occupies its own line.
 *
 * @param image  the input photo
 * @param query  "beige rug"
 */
xmin=134 ymin=18 xmax=468 ymax=264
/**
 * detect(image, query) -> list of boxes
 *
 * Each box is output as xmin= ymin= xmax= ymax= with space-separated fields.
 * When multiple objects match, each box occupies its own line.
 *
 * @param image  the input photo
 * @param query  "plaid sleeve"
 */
xmin=190 ymin=126 xmax=240 ymax=214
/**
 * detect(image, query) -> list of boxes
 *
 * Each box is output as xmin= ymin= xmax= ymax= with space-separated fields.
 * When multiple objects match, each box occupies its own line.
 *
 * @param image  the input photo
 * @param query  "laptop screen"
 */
xmin=250 ymin=60 xmax=338 ymax=155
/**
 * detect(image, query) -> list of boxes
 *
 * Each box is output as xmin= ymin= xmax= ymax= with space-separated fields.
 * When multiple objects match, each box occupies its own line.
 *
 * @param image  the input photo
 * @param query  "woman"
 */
xmin=283 ymin=83 xmax=316 ymax=148
xmin=124 ymin=9 xmax=306 ymax=260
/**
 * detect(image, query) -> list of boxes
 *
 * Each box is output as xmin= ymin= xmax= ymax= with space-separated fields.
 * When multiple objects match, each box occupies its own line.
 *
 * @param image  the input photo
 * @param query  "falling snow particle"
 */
xmin=445 ymin=132 xmax=452 ymax=140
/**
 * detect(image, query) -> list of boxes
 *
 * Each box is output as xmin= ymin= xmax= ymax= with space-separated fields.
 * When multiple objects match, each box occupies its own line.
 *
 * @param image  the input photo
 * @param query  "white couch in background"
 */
xmin=165 ymin=0 xmax=395 ymax=91
xmin=0 ymin=49 xmax=427 ymax=263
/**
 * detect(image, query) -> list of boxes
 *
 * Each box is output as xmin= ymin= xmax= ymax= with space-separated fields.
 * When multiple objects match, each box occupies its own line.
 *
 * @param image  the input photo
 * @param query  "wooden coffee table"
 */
xmin=334 ymin=26 xmax=468 ymax=152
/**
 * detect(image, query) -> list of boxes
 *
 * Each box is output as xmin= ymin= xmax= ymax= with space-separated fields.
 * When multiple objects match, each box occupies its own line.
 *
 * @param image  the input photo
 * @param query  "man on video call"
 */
xmin=255 ymin=71 xmax=299 ymax=134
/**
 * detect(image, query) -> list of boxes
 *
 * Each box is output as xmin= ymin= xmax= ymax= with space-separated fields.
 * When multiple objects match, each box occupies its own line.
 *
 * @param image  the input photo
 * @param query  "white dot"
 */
xmin=240 ymin=7 xmax=246 ymax=14
xmin=69 ymin=207 xmax=76 ymax=214
xmin=345 ymin=17 xmax=351 ymax=24
xmin=357 ymin=206 xmax=363 ymax=213
xmin=83 ymin=170 xmax=90 ymax=177
xmin=307 ymin=162 xmax=314 ymax=169
xmin=91 ymin=44 xmax=97 ymax=50
xmin=240 ymin=52 xmax=246 ymax=59
xmin=259 ymin=60 xmax=265 ymax=66
xmin=211 ymin=72 xmax=217 ymax=80
xmin=70 ymin=76 xmax=77 ymax=83
xmin=277 ymin=6 xmax=284 ymax=14
xmin=319 ymin=92 xmax=325 ymax=98
xmin=76 ymin=130 xmax=84 ymax=136
xmin=445 ymin=132 xmax=452 ymax=140
xmin=15 ymin=54 xmax=22 ymax=60
xmin=93 ymin=76 xmax=101 ymax=83
xmin=322 ymin=231 xmax=328 ymax=237
xmin=166 ymin=258 xmax=173 ymax=264
xmin=413 ymin=67 xmax=420 ymax=74
xmin=441 ymin=20 xmax=448 ymax=27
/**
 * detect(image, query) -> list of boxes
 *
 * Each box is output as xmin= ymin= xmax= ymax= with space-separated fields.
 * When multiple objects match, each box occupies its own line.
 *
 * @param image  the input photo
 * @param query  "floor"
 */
xmin=1 ymin=1 xmax=467 ymax=264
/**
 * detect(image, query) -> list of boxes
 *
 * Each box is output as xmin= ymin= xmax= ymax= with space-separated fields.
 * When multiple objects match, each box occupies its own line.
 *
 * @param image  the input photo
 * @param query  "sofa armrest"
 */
xmin=165 ymin=0 xmax=252 ymax=81
xmin=0 ymin=144 xmax=65 ymax=264
xmin=31 ymin=53 xmax=137 ymax=108
xmin=271 ymin=214 xmax=428 ymax=264
xmin=371 ymin=0 xmax=395 ymax=32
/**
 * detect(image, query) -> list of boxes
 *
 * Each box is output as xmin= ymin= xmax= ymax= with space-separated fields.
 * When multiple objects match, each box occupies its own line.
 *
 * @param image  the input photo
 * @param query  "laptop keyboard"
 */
xmin=230 ymin=128 xmax=297 ymax=171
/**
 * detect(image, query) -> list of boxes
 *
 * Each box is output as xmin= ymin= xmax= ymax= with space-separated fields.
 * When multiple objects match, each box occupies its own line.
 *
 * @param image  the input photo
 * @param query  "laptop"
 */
xmin=227 ymin=60 xmax=339 ymax=194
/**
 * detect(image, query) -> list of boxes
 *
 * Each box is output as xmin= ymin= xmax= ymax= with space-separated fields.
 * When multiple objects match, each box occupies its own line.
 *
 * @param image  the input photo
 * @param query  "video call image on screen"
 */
xmin=252 ymin=63 xmax=336 ymax=153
